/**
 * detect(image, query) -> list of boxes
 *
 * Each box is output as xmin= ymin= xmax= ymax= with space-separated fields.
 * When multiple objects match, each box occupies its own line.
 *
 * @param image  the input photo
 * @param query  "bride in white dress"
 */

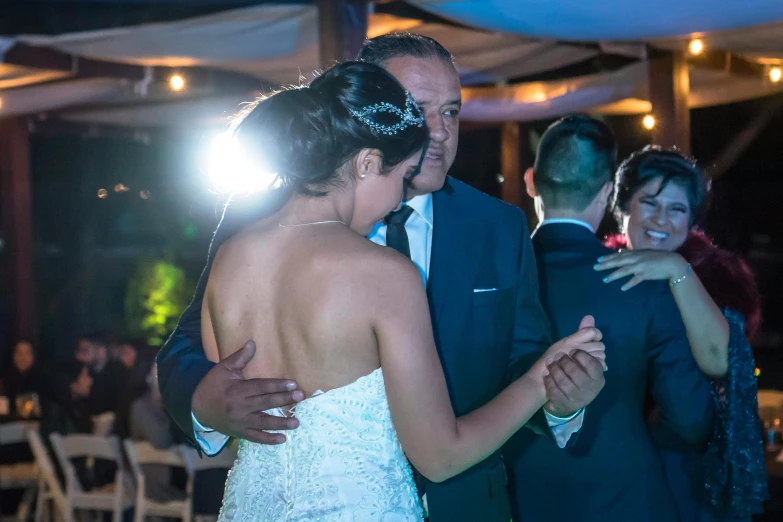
xmin=201 ymin=62 xmax=605 ymax=521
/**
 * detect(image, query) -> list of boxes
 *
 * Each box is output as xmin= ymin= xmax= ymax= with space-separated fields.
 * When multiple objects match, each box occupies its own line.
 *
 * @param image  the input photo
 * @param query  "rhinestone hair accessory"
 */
xmin=349 ymin=91 xmax=425 ymax=135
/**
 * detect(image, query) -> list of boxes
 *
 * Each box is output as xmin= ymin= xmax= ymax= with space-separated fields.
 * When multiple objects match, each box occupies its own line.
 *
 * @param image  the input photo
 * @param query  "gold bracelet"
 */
xmin=670 ymin=263 xmax=692 ymax=287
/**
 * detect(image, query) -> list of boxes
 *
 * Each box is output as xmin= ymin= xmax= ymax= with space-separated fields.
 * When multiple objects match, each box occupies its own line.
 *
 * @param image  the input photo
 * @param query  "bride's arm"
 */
xmin=374 ymin=256 xmax=603 ymax=483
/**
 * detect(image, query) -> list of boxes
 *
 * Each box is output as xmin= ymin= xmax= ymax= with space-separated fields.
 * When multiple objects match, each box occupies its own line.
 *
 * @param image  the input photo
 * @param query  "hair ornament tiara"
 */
xmin=349 ymin=91 xmax=425 ymax=135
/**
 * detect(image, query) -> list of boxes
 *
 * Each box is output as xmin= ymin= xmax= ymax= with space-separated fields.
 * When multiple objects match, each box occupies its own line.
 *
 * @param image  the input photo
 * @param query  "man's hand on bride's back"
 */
xmin=192 ymin=341 xmax=305 ymax=444
xmin=541 ymin=315 xmax=606 ymax=418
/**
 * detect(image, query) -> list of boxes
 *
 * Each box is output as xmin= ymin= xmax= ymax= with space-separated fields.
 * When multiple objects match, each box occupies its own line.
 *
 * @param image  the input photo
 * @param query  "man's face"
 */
xmin=75 ymin=339 xmax=95 ymax=365
xmin=383 ymin=56 xmax=461 ymax=198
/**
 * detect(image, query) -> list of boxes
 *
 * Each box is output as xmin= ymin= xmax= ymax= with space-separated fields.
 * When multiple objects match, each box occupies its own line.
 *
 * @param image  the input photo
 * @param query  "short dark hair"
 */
xmin=231 ymin=61 xmax=428 ymax=196
xmin=357 ymin=32 xmax=454 ymax=68
xmin=533 ymin=115 xmax=617 ymax=211
xmin=613 ymin=146 xmax=709 ymax=225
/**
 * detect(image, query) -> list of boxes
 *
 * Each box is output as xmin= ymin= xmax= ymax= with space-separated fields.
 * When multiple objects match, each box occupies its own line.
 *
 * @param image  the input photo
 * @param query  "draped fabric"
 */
xmin=3 ymin=3 xmax=783 ymax=125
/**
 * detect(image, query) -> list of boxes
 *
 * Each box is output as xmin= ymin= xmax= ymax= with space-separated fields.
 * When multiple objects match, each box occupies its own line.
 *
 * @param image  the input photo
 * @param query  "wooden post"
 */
xmin=648 ymin=50 xmax=691 ymax=154
xmin=0 ymin=117 xmax=36 ymax=342
xmin=316 ymin=0 xmax=369 ymax=68
xmin=500 ymin=121 xmax=536 ymax=228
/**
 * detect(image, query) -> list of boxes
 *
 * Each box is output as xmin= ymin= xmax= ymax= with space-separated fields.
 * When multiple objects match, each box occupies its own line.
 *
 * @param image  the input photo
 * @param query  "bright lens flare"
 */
xmin=207 ymin=133 xmax=278 ymax=194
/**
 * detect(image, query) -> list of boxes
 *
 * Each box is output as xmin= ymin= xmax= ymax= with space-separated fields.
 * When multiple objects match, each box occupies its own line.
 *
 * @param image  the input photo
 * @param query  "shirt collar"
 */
xmin=405 ymin=194 xmax=433 ymax=226
xmin=538 ymin=218 xmax=595 ymax=233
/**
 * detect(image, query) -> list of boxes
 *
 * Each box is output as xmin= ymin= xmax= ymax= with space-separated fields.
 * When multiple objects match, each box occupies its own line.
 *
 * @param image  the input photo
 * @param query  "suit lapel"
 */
xmin=427 ymin=180 xmax=477 ymax=356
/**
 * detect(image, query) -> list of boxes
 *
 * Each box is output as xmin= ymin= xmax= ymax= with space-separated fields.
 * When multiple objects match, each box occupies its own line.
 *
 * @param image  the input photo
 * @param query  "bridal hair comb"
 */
xmin=349 ymin=91 xmax=425 ymax=135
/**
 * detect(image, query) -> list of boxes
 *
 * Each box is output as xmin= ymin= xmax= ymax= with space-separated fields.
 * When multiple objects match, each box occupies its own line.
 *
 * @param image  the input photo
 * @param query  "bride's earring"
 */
xmin=360 ymin=172 xmax=367 ymax=179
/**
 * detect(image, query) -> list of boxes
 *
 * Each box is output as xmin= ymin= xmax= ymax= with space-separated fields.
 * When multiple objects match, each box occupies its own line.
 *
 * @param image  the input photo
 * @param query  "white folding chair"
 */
xmin=123 ymin=440 xmax=191 ymax=522
xmin=26 ymin=430 xmax=67 ymax=522
xmin=48 ymin=434 xmax=132 ymax=522
xmin=180 ymin=444 xmax=237 ymax=522
xmin=0 ymin=422 xmax=39 ymax=522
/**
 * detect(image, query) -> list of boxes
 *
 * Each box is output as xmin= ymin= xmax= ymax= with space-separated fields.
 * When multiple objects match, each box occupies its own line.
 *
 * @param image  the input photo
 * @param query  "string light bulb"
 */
xmin=689 ymin=39 xmax=704 ymax=56
xmin=770 ymin=67 xmax=782 ymax=83
xmin=642 ymin=115 xmax=656 ymax=130
xmin=169 ymin=74 xmax=185 ymax=92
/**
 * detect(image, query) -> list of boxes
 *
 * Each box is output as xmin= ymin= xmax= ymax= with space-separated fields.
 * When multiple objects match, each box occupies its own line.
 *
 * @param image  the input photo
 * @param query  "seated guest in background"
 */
xmin=0 ymin=339 xmax=42 ymax=418
xmin=130 ymin=362 xmax=172 ymax=449
xmin=79 ymin=333 xmax=126 ymax=416
xmin=119 ymin=340 xmax=139 ymax=371
xmin=116 ymin=340 xmax=154 ymax=439
xmin=505 ymin=115 xmax=715 ymax=522
xmin=130 ymin=362 xmax=184 ymax=503
xmin=596 ymin=146 xmax=768 ymax=521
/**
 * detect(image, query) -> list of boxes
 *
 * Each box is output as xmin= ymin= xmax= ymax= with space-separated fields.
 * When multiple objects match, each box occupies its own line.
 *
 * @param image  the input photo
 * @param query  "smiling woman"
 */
xmin=598 ymin=146 xmax=768 ymax=521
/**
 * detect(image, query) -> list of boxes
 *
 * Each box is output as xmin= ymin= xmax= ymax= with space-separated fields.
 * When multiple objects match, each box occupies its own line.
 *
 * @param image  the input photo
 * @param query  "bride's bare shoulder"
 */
xmin=324 ymin=234 xmax=424 ymax=300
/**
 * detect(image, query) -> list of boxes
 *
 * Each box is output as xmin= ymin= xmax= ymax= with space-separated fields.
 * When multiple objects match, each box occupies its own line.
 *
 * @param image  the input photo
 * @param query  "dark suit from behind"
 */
xmin=505 ymin=223 xmax=715 ymax=522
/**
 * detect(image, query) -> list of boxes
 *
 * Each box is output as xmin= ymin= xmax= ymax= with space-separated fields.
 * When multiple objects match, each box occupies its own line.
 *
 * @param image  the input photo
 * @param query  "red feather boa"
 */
xmin=604 ymin=230 xmax=761 ymax=341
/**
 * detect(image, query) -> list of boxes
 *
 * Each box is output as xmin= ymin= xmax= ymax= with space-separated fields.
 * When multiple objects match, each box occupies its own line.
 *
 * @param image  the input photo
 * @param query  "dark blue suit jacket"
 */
xmin=157 ymin=178 xmax=553 ymax=522
xmin=505 ymin=223 xmax=715 ymax=522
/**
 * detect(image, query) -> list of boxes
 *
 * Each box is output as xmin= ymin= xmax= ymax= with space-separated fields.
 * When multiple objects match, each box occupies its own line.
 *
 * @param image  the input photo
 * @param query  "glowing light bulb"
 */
xmin=642 ymin=115 xmax=656 ymax=130
xmin=169 ymin=74 xmax=185 ymax=92
xmin=689 ymin=39 xmax=704 ymax=56
xmin=770 ymin=67 xmax=782 ymax=83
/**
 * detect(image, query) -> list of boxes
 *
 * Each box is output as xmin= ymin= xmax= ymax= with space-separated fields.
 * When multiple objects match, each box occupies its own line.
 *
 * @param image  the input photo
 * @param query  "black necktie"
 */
xmin=385 ymin=205 xmax=415 ymax=258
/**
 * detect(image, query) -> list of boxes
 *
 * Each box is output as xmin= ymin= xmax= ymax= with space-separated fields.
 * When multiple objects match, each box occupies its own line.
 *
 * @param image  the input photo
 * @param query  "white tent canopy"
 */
xmin=1 ymin=2 xmax=783 ymax=126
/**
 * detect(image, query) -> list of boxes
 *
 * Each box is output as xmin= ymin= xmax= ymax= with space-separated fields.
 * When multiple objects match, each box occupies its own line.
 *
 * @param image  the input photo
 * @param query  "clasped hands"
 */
xmin=540 ymin=315 xmax=607 ymax=418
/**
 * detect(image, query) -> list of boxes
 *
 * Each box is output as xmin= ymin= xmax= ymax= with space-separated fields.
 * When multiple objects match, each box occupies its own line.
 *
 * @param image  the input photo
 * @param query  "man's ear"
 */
xmin=524 ymin=167 xmax=537 ymax=198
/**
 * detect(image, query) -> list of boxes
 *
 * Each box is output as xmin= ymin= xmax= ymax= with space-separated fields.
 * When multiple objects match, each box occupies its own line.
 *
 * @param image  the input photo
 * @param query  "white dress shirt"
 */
xmin=536 ymin=217 xmax=595 ymax=234
xmin=193 ymin=196 xmax=584 ymax=454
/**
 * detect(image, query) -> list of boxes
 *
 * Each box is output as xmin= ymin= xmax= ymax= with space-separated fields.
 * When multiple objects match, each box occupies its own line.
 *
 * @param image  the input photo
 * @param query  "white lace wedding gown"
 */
xmin=217 ymin=368 xmax=424 ymax=521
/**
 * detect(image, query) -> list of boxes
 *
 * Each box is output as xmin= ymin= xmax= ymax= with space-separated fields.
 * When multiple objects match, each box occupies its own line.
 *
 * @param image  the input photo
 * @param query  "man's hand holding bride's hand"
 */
xmin=541 ymin=316 xmax=606 ymax=418
xmin=192 ymin=341 xmax=305 ymax=445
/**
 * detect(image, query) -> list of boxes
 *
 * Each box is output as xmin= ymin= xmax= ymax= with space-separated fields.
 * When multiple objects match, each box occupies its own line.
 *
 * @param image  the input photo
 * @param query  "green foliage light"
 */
xmin=125 ymin=259 xmax=191 ymax=347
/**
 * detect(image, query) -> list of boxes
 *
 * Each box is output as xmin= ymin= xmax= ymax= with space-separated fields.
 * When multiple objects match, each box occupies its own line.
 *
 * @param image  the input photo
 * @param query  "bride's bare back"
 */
xmin=202 ymin=216 xmax=393 ymax=397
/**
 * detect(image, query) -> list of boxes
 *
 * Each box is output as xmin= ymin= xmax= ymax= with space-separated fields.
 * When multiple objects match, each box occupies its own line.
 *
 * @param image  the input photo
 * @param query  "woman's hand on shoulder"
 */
xmin=593 ymin=250 xmax=689 ymax=291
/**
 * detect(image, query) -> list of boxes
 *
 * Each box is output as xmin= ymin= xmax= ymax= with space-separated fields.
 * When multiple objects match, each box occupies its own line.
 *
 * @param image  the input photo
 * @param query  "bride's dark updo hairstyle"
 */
xmin=230 ymin=61 xmax=428 ymax=196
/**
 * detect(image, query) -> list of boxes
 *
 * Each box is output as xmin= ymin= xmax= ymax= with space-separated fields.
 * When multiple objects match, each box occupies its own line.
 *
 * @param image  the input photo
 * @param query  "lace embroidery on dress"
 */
xmin=217 ymin=368 xmax=424 ymax=522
